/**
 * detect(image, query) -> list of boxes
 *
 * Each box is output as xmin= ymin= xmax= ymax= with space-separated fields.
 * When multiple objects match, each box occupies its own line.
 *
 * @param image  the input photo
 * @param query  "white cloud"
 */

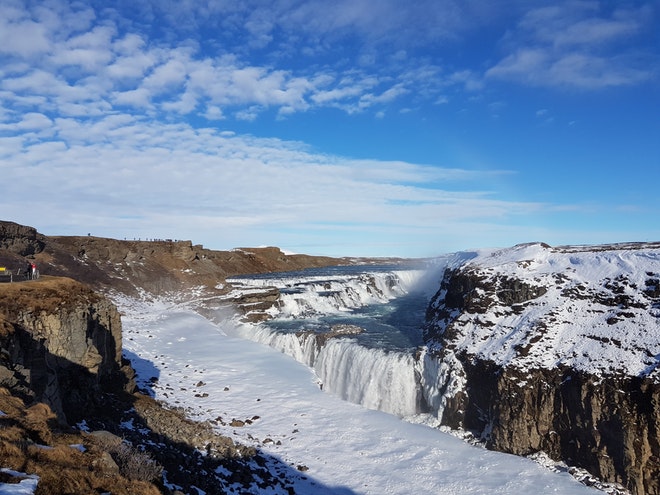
xmin=235 ymin=105 xmax=262 ymax=122
xmin=487 ymin=48 xmax=651 ymax=89
xmin=0 ymin=115 xmax=537 ymax=254
xmin=487 ymin=3 xmax=657 ymax=89
xmin=203 ymin=105 xmax=225 ymax=120
xmin=0 ymin=23 xmax=48 ymax=57
xmin=311 ymin=85 xmax=362 ymax=105
xmin=112 ymin=87 xmax=153 ymax=108
xmin=142 ymin=52 xmax=190 ymax=92
xmin=0 ymin=112 xmax=52 ymax=132
xmin=518 ymin=3 xmax=647 ymax=48
xmin=50 ymin=25 xmax=117 ymax=70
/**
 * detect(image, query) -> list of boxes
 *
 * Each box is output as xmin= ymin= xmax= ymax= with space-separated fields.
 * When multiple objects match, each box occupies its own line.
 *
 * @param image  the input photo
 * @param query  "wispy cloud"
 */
xmin=486 ymin=2 xmax=657 ymax=89
xmin=0 ymin=112 xmax=536 ymax=254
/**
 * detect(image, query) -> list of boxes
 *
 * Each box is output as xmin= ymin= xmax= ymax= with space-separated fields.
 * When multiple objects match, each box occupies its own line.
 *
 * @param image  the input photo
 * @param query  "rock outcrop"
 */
xmin=0 ymin=221 xmax=46 ymax=257
xmin=0 ymin=277 xmax=133 ymax=423
xmin=0 ymin=222 xmax=317 ymax=494
xmin=45 ymin=235 xmax=347 ymax=297
xmin=1 ymin=219 xmax=350 ymax=300
xmin=423 ymin=242 xmax=660 ymax=495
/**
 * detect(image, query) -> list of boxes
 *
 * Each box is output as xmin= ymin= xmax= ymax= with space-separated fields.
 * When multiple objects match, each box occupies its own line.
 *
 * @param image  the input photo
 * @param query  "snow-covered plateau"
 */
xmin=424 ymin=242 xmax=660 ymax=377
xmin=5 ymin=241 xmax=653 ymax=494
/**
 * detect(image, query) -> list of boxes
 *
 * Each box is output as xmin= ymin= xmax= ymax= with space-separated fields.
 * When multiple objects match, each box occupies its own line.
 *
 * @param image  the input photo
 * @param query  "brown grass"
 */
xmin=0 ymin=387 xmax=162 ymax=495
xmin=0 ymin=276 xmax=100 ymax=316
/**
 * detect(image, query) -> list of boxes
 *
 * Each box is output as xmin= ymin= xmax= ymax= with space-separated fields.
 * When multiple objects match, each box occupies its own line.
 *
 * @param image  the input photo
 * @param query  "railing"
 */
xmin=0 ymin=267 xmax=40 ymax=283
xmin=0 ymin=267 xmax=14 ymax=283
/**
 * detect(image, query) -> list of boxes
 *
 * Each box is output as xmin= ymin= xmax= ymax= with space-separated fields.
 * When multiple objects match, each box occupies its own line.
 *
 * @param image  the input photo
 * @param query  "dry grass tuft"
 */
xmin=23 ymin=403 xmax=57 ymax=445
xmin=0 ymin=387 xmax=162 ymax=495
xmin=0 ymin=276 xmax=101 ymax=316
xmin=90 ymin=432 xmax=163 ymax=482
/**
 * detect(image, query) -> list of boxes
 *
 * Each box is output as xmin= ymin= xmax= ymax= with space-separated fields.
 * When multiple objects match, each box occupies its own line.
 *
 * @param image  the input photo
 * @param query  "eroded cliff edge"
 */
xmin=423 ymin=242 xmax=660 ymax=495
xmin=0 ymin=277 xmax=132 ymax=424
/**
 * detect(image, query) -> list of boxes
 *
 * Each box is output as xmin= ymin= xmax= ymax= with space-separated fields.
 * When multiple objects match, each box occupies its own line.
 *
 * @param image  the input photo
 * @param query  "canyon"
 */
xmin=1 ymin=220 xmax=659 ymax=494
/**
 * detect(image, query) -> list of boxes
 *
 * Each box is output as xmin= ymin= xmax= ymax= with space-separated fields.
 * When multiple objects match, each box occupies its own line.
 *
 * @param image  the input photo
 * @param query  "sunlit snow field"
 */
xmin=118 ymin=297 xmax=598 ymax=495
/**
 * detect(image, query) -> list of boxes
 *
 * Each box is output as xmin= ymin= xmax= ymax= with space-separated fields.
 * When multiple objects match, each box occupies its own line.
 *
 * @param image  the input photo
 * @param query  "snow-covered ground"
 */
xmin=0 ymin=470 xmax=39 ymax=495
xmin=114 ymin=296 xmax=599 ymax=495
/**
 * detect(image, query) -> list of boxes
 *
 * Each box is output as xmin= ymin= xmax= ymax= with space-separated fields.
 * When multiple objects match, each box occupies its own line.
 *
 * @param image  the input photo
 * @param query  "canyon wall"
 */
xmin=423 ymin=243 xmax=660 ymax=495
xmin=444 ymin=358 xmax=660 ymax=494
xmin=0 ymin=277 xmax=134 ymax=424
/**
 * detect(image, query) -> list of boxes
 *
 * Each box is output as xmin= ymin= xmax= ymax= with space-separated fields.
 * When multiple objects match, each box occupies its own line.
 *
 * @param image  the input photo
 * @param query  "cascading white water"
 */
xmin=231 ymin=322 xmax=424 ymax=417
xmin=314 ymin=339 xmax=423 ymax=417
xmin=222 ymin=263 xmax=465 ymax=421
xmin=227 ymin=269 xmax=426 ymax=318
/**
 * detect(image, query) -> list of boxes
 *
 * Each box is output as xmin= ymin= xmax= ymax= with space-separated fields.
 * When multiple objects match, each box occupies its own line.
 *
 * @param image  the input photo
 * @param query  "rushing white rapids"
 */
xmin=222 ymin=264 xmax=457 ymax=419
xmin=226 ymin=268 xmax=428 ymax=318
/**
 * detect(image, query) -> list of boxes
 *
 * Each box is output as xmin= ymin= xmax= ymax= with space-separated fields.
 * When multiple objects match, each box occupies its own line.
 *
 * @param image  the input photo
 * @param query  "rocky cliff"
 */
xmin=0 ymin=276 xmax=132 ymax=424
xmin=0 ymin=221 xmax=46 ymax=257
xmin=0 ymin=219 xmax=370 ymax=307
xmin=423 ymin=242 xmax=660 ymax=495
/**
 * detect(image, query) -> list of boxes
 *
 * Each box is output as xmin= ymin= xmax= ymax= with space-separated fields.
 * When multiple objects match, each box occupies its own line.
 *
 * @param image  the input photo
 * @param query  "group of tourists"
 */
xmin=25 ymin=260 xmax=38 ymax=280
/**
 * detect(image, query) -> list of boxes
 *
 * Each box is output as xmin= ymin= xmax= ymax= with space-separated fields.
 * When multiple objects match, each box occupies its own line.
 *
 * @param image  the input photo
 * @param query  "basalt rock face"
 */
xmin=454 ymin=359 xmax=660 ymax=495
xmin=0 ymin=278 xmax=134 ymax=424
xmin=0 ymin=221 xmax=46 ymax=257
xmin=423 ymin=243 xmax=660 ymax=495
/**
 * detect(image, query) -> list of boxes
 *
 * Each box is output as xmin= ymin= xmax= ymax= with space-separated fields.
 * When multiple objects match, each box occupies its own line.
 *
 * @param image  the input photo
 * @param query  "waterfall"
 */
xmin=220 ymin=264 xmax=465 ymax=422
xmin=230 ymin=322 xmax=424 ymax=417
xmin=314 ymin=339 xmax=423 ymax=417
xmin=227 ymin=269 xmax=426 ymax=318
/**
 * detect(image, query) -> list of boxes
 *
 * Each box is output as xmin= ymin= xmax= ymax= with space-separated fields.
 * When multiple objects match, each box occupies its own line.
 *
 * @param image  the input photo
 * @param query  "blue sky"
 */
xmin=1 ymin=0 xmax=658 ymax=257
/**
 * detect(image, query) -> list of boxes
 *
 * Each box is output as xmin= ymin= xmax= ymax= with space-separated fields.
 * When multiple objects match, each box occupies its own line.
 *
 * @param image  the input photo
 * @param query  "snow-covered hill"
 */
xmin=425 ymin=242 xmax=660 ymax=378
